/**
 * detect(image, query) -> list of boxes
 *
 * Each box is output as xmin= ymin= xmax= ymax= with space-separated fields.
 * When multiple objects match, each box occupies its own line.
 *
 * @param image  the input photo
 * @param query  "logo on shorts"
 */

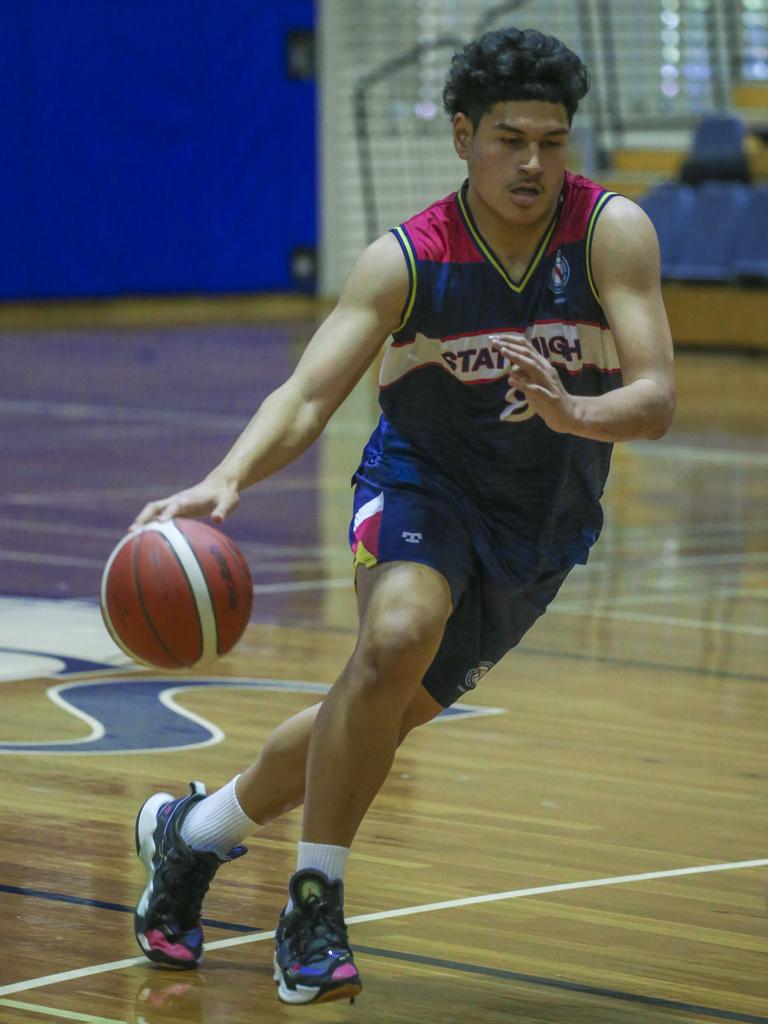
xmin=402 ymin=531 xmax=422 ymax=544
xmin=460 ymin=661 xmax=495 ymax=693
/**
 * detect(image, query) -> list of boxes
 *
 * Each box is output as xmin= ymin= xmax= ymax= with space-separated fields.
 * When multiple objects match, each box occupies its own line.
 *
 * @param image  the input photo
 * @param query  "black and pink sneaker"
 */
xmin=273 ymin=869 xmax=362 ymax=1004
xmin=134 ymin=781 xmax=246 ymax=969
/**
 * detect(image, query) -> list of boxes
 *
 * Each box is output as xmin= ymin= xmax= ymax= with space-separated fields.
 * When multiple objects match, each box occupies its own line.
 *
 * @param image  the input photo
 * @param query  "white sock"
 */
xmin=296 ymin=840 xmax=350 ymax=880
xmin=180 ymin=776 xmax=256 ymax=858
xmin=286 ymin=841 xmax=351 ymax=911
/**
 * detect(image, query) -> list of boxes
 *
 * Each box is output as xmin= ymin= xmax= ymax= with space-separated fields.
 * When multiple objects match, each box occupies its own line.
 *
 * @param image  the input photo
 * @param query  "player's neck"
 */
xmin=464 ymin=181 xmax=561 ymax=276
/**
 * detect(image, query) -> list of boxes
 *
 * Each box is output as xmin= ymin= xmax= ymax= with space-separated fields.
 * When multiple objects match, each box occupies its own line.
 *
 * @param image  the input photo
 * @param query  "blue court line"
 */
xmin=0 ymin=883 xmax=255 ymax=933
xmin=354 ymin=946 xmax=768 ymax=1024
xmin=1 ymin=882 xmax=763 ymax=1022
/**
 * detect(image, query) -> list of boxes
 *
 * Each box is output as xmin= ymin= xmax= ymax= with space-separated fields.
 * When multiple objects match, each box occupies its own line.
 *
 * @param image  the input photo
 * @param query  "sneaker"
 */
xmin=134 ymin=781 xmax=246 ymax=969
xmin=273 ymin=869 xmax=362 ymax=1005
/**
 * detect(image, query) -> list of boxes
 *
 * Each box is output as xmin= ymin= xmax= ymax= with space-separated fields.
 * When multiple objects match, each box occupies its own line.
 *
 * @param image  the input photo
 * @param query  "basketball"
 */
xmin=100 ymin=518 xmax=253 ymax=669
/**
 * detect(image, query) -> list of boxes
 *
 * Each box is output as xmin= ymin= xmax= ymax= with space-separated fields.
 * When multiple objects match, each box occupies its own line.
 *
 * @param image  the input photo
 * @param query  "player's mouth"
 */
xmin=508 ymin=183 xmax=542 ymax=207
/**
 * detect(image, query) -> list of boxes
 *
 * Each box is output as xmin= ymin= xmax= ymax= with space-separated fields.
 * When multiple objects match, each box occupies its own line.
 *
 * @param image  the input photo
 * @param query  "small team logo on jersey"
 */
xmin=549 ymin=252 xmax=570 ymax=295
xmin=402 ymin=531 xmax=422 ymax=544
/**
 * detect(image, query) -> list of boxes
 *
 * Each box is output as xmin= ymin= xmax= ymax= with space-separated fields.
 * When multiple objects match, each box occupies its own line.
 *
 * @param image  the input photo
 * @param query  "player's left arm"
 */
xmin=494 ymin=197 xmax=676 ymax=441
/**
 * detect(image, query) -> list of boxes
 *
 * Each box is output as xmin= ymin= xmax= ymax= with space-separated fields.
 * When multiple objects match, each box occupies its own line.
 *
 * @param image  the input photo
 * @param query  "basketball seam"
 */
xmin=220 ymin=535 xmax=254 ymax=642
xmin=174 ymin=520 xmax=222 ymax=655
xmin=134 ymin=533 xmax=192 ymax=668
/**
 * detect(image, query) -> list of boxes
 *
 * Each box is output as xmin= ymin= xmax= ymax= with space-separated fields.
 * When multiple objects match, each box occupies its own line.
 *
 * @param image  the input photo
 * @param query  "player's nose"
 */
xmin=519 ymin=144 xmax=542 ymax=173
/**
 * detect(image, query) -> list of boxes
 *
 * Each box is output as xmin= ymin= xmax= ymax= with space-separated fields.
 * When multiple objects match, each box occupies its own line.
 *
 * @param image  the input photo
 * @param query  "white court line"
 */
xmin=252 ymin=576 xmax=767 ymax=635
xmin=3 ymin=478 xmax=349 ymax=507
xmin=550 ymin=605 xmax=768 ymax=638
xmin=0 ymin=998 xmax=125 ymax=1024
xmin=1 ymin=562 xmax=758 ymax=637
xmin=252 ymin=577 xmax=351 ymax=594
xmin=558 ymin=586 xmax=768 ymax=609
xmin=0 ymin=397 xmax=246 ymax=431
xmin=0 ymin=543 xmax=337 ymax=575
xmin=0 ymin=857 xmax=765 ymax=998
xmin=2 ymin=400 xmax=765 ymax=466
xmin=632 ymin=441 xmax=768 ymax=467
xmin=604 ymin=519 xmax=768 ymax=537
xmin=0 ymin=550 xmax=105 ymax=568
xmin=0 ymin=517 xmax=349 ymax=562
xmin=586 ymin=550 xmax=768 ymax=572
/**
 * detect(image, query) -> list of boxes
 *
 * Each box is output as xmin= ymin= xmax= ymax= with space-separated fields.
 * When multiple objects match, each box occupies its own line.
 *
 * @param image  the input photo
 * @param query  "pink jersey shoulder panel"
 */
xmin=401 ymin=192 xmax=484 ymax=264
xmin=549 ymin=172 xmax=610 ymax=251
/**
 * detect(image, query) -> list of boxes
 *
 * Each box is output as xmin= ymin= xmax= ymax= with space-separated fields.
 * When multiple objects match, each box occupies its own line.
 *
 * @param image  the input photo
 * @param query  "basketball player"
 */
xmin=130 ymin=27 xmax=675 ymax=1005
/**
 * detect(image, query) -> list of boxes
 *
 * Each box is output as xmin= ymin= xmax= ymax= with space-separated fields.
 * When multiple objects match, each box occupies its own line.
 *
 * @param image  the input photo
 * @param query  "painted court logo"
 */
xmin=0 ymin=652 xmax=505 ymax=754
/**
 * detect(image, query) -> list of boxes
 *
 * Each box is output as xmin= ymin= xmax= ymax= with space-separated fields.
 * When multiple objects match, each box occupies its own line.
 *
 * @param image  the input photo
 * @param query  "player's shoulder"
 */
xmin=339 ymin=232 xmax=411 ymax=314
xmin=349 ymin=231 xmax=410 ymax=285
xmin=396 ymin=188 xmax=475 ymax=263
xmin=588 ymin=188 xmax=661 ymax=288
xmin=561 ymin=172 xmax=650 ymax=233
xmin=557 ymin=172 xmax=626 ymax=243
xmin=561 ymin=172 xmax=657 ymax=253
xmin=590 ymin=190 xmax=658 ymax=252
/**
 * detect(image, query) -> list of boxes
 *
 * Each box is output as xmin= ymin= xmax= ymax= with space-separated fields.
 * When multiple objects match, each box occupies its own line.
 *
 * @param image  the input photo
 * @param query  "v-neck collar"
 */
xmin=455 ymin=179 xmax=564 ymax=294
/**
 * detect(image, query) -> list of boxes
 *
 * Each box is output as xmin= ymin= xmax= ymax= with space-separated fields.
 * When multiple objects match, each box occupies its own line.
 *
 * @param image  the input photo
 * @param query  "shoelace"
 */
xmin=156 ymin=848 xmax=218 ymax=929
xmin=285 ymin=898 xmax=349 ymax=964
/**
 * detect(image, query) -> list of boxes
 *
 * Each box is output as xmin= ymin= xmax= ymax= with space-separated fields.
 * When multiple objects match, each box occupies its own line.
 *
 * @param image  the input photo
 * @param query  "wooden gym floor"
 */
xmin=0 ymin=312 xmax=766 ymax=1023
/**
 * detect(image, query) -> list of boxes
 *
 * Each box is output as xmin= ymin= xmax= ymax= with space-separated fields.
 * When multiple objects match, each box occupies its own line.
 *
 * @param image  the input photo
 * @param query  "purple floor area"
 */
xmin=1 ymin=320 xmax=323 ymax=600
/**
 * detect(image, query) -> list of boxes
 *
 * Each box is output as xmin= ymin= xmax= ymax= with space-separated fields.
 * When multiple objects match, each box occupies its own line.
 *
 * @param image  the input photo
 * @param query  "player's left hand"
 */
xmin=491 ymin=334 xmax=580 ymax=434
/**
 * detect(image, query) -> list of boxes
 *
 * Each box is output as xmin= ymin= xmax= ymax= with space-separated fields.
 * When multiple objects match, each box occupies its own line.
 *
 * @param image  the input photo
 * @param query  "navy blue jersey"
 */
xmin=354 ymin=172 xmax=622 ymax=586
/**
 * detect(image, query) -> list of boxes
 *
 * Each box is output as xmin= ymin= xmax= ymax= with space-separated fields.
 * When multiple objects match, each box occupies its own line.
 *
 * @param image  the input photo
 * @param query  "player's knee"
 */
xmin=357 ymin=604 xmax=446 ymax=681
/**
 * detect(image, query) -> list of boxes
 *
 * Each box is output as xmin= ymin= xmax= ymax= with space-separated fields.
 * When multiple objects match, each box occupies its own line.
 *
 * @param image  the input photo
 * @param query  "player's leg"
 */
xmin=132 ymin=681 xmax=444 ymax=970
xmin=133 ymin=603 xmax=446 ymax=972
xmin=235 ymin=677 xmax=445 ymax=825
xmin=272 ymin=559 xmax=454 ymax=1004
xmin=272 ymin=554 xmax=574 ymax=1003
xmin=301 ymin=560 xmax=451 ymax=846
xmin=134 ymin=483 xmax=468 ymax=976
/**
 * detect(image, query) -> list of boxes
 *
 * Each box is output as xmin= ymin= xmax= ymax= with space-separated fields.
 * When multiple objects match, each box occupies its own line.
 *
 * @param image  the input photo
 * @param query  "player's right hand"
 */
xmin=130 ymin=477 xmax=240 ymax=530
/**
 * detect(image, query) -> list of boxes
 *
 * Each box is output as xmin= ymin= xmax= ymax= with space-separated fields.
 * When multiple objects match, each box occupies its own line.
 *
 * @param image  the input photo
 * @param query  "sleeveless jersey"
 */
xmin=357 ymin=171 xmax=622 ymax=586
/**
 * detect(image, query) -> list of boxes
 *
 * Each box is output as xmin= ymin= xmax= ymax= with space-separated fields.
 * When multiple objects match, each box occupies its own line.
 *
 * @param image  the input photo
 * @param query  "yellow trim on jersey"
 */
xmin=586 ymin=191 xmax=618 ymax=304
xmin=457 ymin=187 xmax=559 ymax=294
xmin=392 ymin=226 xmax=417 ymax=333
xmin=353 ymin=539 xmax=378 ymax=569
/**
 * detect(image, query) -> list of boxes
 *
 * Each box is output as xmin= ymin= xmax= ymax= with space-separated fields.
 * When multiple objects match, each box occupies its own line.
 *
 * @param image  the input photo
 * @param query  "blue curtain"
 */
xmin=0 ymin=1 xmax=316 ymax=298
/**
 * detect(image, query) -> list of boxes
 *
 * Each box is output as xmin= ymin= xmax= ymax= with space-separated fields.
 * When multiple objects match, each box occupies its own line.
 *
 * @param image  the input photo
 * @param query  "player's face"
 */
xmin=453 ymin=100 xmax=570 ymax=226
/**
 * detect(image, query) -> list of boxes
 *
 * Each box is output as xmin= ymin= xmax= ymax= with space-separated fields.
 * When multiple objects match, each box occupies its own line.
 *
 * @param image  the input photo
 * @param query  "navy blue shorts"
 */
xmin=349 ymin=478 xmax=571 ymax=708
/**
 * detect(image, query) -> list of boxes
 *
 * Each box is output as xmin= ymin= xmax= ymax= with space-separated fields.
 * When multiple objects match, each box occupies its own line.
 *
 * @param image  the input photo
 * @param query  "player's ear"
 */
xmin=452 ymin=112 xmax=473 ymax=159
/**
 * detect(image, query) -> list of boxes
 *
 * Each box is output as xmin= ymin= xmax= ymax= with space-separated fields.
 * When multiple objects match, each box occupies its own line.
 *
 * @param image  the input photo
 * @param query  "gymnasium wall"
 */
xmin=319 ymin=0 xmax=768 ymax=302
xmin=0 ymin=1 xmax=317 ymax=299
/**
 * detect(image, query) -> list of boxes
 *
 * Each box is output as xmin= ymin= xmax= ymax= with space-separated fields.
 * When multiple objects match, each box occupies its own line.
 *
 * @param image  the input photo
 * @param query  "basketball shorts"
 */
xmin=349 ymin=479 xmax=571 ymax=708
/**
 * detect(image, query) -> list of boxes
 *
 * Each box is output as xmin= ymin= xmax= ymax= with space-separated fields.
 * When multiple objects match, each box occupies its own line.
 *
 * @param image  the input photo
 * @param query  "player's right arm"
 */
xmin=132 ymin=233 xmax=409 ymax=527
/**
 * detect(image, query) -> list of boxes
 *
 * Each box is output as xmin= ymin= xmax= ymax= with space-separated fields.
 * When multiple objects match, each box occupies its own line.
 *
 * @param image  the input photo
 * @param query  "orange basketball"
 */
xmin=100 ymin=518 xmax=253 ymax=669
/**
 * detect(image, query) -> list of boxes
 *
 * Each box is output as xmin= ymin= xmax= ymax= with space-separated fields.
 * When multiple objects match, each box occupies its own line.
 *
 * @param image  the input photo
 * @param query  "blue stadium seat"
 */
xmin=733 ymin=185 xmax=768 ymax=280
xmin=680 ymin=113 xmax=750 ymax=186
xmin=663 ymin=182 xmax=751 ymax=282
xmin=637 ymin=183 xmax=696 ymax=278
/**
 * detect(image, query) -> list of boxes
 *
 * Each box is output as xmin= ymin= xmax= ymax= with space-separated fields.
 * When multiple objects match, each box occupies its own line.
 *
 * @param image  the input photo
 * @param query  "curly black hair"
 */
xmin=443 ymin=27 xmax=589 ymax=126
